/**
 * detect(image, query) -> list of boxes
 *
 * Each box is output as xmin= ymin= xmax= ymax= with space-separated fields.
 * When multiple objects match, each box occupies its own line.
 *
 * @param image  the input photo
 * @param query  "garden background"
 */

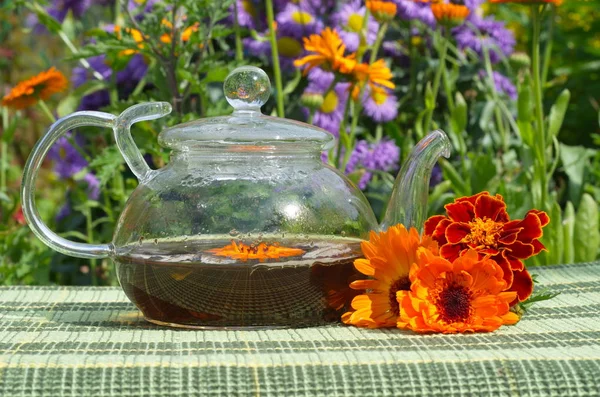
xmin=0 ymin=0 xmax=599 ymax=286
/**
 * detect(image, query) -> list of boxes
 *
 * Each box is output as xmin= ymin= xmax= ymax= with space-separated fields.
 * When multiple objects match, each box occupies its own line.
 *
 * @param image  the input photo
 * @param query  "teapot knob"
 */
xmin=224 ymin=66 xmax=271 ymax=112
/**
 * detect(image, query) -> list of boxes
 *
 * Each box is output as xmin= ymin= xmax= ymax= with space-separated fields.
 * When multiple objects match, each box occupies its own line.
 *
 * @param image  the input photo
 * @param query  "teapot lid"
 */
xmin=158 ymin=66 xmax=334 ymax=151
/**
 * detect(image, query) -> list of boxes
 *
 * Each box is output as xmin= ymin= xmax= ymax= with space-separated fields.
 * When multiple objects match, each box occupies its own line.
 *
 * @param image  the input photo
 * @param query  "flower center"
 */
xmin=388 ymin=277 xmax=411 ymax=316
xmin=277 ymin=36 xmax=303 ymax=57
xmin=437 ymin=283 xmax=472 ymax=323
xmin=320 ymin=90 xmax=339 ymax=113
xmin=465 ymin=217 xmax=502 ymax=248
xmin=372 ymin=90 xmax=387 ymax=105
xmin=242 ymin=0 xmax=257 ymax=17
xmin=348 ymin=13 xmax=364 ymax=32
xmin=291 ymin=10 xmax=313 ymax=25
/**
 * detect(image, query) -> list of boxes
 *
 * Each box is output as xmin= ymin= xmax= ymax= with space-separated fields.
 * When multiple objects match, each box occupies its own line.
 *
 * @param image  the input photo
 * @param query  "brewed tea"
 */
xmin=115 ymin=237 xmax=364 ymax=328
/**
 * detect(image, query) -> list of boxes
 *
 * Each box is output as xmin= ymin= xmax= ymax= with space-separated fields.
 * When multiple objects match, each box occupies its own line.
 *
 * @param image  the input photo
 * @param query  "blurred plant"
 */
xmin=0 ymin=0 xmax=598 ymax=286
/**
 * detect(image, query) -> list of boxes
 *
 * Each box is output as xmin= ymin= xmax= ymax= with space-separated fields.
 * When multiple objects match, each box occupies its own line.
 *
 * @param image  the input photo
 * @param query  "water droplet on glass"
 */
xmin=229 ymin=229 xmax=239 ymax=237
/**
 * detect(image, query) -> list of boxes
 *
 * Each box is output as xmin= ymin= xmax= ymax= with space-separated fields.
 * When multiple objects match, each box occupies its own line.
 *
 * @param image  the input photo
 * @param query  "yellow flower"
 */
xmin=294 ymin=28 xmax=357 ymax=74
xmin=2 ymin=67 xmax=67 ymax=110
xmin=351 ymin=59 xmax=395 ymax=100
xmin=397 ymin=249 xmax=520 ymax=333
xmin=114 ymin=25 xmax=145 ymax=56
xmin=342 ymin=225 xmax=438 ymax=328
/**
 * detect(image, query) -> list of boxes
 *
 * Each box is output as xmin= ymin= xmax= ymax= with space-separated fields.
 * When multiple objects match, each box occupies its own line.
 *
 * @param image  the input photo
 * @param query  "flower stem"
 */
xmin=531 ymin=5 xmax=547 ymax=209
xmin=482 ymin=42 xmax=509 ymax=153
xmin=423 ymin=28 xmax=449 ymax=133
xmin=85 ymin=207 xmax=97 ymax=286
xmin=233 ymin=0 xmax=244 ymax=62
xmin=57 ymin=31 xmax=105 ymax=81
xmin=265 ymin=0 xmax=284 ymax=117
xmin=38 ymin=100 xmax=56 ymax=123
xmin=0 ymin=107 xmax=8 ymax=193
xmin=541 ymin=5 xmax=555 ymax=87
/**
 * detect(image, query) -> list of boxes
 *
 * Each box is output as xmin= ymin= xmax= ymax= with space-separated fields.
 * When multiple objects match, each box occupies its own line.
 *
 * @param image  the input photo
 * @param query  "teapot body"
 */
xmin=112 ymin=149 xmax=378 ymax=328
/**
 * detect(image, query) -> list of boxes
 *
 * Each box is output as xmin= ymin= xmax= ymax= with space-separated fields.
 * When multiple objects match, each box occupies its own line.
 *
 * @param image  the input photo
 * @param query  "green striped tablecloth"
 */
xmin=1 ymin=262 xmax=600 ymax=396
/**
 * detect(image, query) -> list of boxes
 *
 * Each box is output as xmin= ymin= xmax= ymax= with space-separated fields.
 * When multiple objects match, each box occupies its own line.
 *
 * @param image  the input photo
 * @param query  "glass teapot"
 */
xmin=21 ymin=66 xmax=451 ymax=328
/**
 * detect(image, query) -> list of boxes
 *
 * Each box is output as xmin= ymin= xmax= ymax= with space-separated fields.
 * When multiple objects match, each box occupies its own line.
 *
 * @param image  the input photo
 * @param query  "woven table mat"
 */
xmin=1 ymin=262 xmax=599 ymax=396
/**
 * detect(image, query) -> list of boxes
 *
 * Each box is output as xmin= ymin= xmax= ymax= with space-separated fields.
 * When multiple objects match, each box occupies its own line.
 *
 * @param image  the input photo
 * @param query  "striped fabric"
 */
xmin=1 ymin=262 xmax=599 ymax=396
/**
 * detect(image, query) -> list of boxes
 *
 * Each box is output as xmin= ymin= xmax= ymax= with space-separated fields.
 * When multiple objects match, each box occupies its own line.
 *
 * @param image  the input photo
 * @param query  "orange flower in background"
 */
xmin=351 ymin=59 xmax=395 ymax=100
xmin=1 ymin=67 xmax=67 ymax=110
xmin=431 ymin=2 xmax=470 ymax=27
xmin=424 ymin=192 xmax=549 ymax=305
xmin=397 ymin=249 xmax=520 ymax=333
xmin=294 ymin=28 xmax=357 ymax=74
xmin=490 ymin=0 xmax=562 ymax=5
xmin=342 ymin=225 xmax=438 ymax=328
xmin=207 ymin=241 xmax=305 ymax=262
xmin=366 ymin=1 xmax=397 ymax=22
xmin=114 ymin=25 xmax=145 ymax=56
xmin=160 ymin=19 xmax=200 ymax=44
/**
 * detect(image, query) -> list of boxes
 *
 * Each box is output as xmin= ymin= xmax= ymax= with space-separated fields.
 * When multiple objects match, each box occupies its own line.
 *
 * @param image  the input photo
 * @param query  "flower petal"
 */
xmin=474 ymin=193 xmax=509 ymax=222
xmin=424 ymin=215 xmax=446 ymax=236
xmin=511 ymin=269 xmax=534 ymax=303
xmin=445 ymin=201 xmax=475 ymax=222
xmin=445 ymin=222 xmax=471 ymax=244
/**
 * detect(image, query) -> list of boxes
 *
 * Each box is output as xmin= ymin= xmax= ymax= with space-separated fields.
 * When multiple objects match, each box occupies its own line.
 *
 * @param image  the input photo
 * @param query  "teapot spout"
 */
xmin=380 ymin=130 xmax=451 ymax=232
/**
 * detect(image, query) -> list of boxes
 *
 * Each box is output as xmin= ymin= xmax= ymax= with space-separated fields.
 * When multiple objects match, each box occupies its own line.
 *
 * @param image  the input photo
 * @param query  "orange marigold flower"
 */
xmin=114 ymin=25 xmax=145 ymax=56
xmin=351 ymin=59 xmax=395 ymax=100
xmin=431 ymin=3 xmax=470 ymax=28
xmin=424 ymin=192 xmax=549 ymax=305
xmin=490 ymin=0 xmax=562 ymax=5
xmin=342 ymin=225 xmax=438 ymax=328
xmin=294 ymin=28 xmax=357 ymax=74
xmin=397 ymin=249 xmax=520 ymax=333
xmin=366 ymin=1 xmax=397 ymax=22
xmin=207 ymin=241 xmax=305 ymax=262
xmin=1 ymin=67 xmax=67 ymax=110
xmin=160 ymin=19 xmax=200 ymax=44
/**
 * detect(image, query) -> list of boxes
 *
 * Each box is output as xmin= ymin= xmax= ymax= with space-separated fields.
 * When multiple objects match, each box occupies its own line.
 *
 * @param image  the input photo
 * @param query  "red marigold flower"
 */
xmin=424 ymin=192 xmax=549 ymax=305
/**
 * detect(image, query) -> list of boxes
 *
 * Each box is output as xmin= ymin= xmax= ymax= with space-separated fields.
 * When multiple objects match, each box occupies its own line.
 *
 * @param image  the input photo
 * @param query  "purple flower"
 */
xmin=430 ymin=163 xmax=443 ymax=187
xmin=230 ymin=0 xmax=265 ymax=30
xmin=48 ymin=134 xmax=101 ymax=202
xmin=48 ymin=134 xmax=88 ymax=179
xmin=480 ymin=70 xmax=517 ymax=100
xmin=345 ymin=139 xmax=400 ymax=189
xmin=304 ymin=82 xmax=350 ymax=136
xmin=454 ymin=16 xmax=516 ymax=63
xmin=276 ymin=2 xmax=324 ymax=39
xmin=243 ymin=33 xmax=304 ymax=70
xmin=47 ymin=0 xmax=92 ymax=22
xmin=392 ymin=0 xmax=435 ymax=27
xmin=83 ymin=173 xmax=101 ymax=200
xmin=72 ymin=54 xmax=148 ymax=110
xmin=332 ymin=0 xmax=379 ymax=52
xmin=362 ymin=89 xmax=398 ymax=123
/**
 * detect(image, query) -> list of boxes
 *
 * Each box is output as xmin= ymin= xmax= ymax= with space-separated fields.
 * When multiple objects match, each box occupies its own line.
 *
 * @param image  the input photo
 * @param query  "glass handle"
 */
xmin=21 ymin=102 xmax=171 ymax=259
xmin=114 ymin=102 xmax=171 ymax=182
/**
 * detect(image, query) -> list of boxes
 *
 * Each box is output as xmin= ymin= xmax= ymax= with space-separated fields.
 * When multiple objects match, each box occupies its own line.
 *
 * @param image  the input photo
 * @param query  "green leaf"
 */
xmin=450 ymin=92 xmax=467 ymax=134
xmin=88 ymin=146 xmax=125 ymax=187
xmin=1 ymin=116 xmax=18 ymax=143
xmin=546 ymin=200 xmax=564 ymax=265
xmin=424 ymin=82 xmax=434 ymax=110
xmin=26 ymin=3 xmax=61 ymax=33
xmin=479 ymin=100 xmax=495 ymax=132
xmin=562 ymin=201 xmax=575 ymax=264
xmin=547 ymin=89 xmax=570 ymax=139
xmin=560 ymin=144 xmax=592 ymax=205
xmin=203 ymin=67 xmax=230 ymax=84
xmin=574 ymin=193 xmax=600 ymax=263
xmin=469 ymin=153 xmax=497 ymax=194
xmin=440 ymin=159 xmax=469 ymax=197
xmin=282 ymin=69 xmax=302 ymax=96
xmin=517 ymin=75 xmax=532 ymax=123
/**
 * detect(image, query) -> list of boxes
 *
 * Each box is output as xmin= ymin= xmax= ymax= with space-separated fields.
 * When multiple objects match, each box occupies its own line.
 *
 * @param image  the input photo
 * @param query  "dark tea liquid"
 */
xmin=115 ymin=237 xmax=365 ymax=328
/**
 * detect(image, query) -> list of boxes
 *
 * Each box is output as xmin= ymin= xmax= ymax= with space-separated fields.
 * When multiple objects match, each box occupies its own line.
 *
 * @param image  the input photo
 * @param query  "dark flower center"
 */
xmin=437 ymin=284 xmax=472 ymax=323
xmin=388 ymin=277 xmax=411 ymax=316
